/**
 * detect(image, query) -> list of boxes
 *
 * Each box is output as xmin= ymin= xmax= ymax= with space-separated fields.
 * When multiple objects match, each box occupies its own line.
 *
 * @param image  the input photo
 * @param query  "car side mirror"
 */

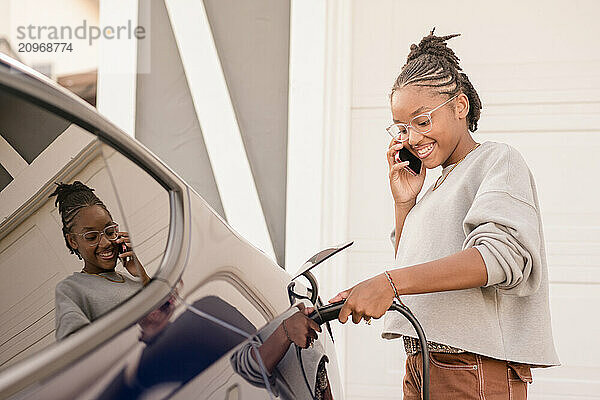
xmin=287 ymin=241 xmax=353 ymax=305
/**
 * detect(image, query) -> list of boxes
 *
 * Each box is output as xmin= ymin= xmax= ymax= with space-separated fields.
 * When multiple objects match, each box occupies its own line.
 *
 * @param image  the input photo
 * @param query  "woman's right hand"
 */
xmin=387 ymin=139 xmax=426 ymax=205
xmin=282 ymin=303 xmax=321 ymax=349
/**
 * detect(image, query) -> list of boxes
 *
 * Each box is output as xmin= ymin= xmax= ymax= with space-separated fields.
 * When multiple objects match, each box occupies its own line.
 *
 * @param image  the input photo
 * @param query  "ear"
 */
xmin=66 ymin=233 xmax=79 ymax=251
xmin=455 ymin=93 xmax=470 ymax=119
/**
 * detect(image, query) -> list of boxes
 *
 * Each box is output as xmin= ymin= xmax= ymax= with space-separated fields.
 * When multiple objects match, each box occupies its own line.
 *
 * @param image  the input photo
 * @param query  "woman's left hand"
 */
xmin=116 ymin=231 xmax=150 ymax=285
xmin=329 ymin=273 xmax=395 ymax=324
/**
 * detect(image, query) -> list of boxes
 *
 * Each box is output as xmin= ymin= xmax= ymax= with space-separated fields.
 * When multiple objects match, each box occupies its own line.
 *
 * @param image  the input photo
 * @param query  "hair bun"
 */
xmin=406 ymin=28 xmax=462 ymax=70
xmin=49 ymin=181 xmax=95 ymax=207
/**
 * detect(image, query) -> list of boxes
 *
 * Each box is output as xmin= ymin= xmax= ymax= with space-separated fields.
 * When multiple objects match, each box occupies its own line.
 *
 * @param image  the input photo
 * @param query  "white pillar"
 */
xmin=96 ymin=0 xmax=139 ymax=137
xmin=285 ymin=0 xmax=327 ymax=272
xmin=319 ymin=0 xmax=353 ymax=387
xmin=287 ymin=0 xmax=353 ymax=388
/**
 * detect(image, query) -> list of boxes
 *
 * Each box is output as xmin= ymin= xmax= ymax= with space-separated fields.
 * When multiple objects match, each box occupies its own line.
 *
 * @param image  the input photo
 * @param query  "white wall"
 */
xmin=0 ymin=0 xmax=142 ymax=137
xmin=312 ymin=0 xmax=600 ymax=399
xmin=5 ymin=0 xmax=99 ymax=76
xmin=0 ymin=1 xmax=10 ymax=38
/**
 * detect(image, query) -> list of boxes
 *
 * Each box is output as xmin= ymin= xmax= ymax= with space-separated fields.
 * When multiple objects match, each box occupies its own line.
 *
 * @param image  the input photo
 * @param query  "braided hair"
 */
xmin=49 ymin=181 xmax=112 ymax=259
xmin=391 ymin=28 xmax=482 ymax=132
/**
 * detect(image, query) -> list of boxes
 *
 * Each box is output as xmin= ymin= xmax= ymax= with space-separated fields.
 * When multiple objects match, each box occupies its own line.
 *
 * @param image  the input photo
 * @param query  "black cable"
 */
xmin=296 ymin=345 xmax=318 ymax=400
xmin=388 ymin=302 xmax=430 ymax=400
xmin=308 ymin=300 xmax=430 ymax=400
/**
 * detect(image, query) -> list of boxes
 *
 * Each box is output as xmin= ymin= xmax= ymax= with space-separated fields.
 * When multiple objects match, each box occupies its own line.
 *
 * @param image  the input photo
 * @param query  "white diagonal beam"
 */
xmin=164 ymin=0 xmax=275 ymax=261
xmin=0 ymin=134 xmax=27 ymax=178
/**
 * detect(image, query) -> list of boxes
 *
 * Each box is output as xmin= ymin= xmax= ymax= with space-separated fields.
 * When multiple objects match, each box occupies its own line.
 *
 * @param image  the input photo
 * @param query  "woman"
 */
xmin=51 ymin=181 xmax=150 ymax=340
xmin=329 ymin=30 xmax=560 ymax=399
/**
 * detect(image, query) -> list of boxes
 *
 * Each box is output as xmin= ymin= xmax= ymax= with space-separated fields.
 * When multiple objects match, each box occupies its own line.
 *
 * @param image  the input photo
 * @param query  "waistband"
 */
xmin=403 ymin=335 xmax=467 ymax=355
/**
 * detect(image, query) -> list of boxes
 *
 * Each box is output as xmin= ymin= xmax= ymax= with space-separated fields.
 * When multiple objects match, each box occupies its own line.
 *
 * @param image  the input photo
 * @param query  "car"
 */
xmin=0 ymin=53 xmax=344 ymax=400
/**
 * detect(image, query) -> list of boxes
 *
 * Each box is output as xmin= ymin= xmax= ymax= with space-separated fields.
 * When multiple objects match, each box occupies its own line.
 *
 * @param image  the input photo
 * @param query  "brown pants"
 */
xmin=403 ymin=351 xmax=533 ymax=400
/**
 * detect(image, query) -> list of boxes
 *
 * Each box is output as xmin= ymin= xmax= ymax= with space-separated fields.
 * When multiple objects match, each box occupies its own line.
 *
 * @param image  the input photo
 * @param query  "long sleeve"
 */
xmin=230 ymin=338 xmax=279 ymax=396
xmin=463 ymin=190 xmax=543 ymax=297
xmin=54 ymin=283 xmax=90 ymax=340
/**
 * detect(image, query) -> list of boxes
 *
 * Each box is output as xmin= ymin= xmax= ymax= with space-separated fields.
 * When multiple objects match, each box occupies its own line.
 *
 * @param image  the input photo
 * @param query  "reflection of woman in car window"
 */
xmin=51 ymin=181 xmax=150 ymax=340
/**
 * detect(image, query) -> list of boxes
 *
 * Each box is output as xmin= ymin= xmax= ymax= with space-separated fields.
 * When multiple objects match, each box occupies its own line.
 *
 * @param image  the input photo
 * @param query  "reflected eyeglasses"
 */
xmin=72 ymin=223 xmax=119 ymax=246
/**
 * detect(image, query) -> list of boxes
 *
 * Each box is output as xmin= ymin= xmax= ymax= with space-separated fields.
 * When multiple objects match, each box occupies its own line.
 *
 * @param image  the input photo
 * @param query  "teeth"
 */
xmin=98 ymin=250 xmax=113 ymax=257
xmin=417 ymin=144 xmax=434 ymax=155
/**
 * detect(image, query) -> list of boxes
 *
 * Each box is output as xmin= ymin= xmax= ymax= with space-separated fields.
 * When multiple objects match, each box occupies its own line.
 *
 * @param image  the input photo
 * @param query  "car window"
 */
xmin=0 ymin=89 xmax=169 ymax=370
xmin=91 ymin=280 xmax=271 ymax=400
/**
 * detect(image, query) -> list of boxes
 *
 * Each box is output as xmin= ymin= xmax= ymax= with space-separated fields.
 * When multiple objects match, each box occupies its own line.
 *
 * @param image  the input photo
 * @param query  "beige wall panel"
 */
xmin=344 ymin=0 xmax=600 ymax=398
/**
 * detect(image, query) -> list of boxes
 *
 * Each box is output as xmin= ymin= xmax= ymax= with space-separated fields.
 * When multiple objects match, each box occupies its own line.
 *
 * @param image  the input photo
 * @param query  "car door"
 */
xmin=0 ymin=55 xmax=343 ymax=399
xmin=0 ymin=56 xmax=181 ymax=399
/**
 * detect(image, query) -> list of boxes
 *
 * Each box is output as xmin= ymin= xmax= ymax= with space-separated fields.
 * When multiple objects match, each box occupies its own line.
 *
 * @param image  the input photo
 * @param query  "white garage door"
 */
xmin=343 ymin=1 xmax=600 ymax=399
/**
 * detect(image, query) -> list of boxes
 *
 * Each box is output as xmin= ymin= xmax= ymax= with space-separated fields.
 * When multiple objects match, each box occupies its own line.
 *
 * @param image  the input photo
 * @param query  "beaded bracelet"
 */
xmin=282 ymin=319 xmax=293 ymax=344
xmin=384 ymin=270 xmax=405 ymax=306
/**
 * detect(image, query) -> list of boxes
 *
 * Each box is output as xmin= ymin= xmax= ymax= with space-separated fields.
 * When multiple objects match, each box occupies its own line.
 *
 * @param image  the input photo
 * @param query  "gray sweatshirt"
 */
xmin=54 ymin=271 xmax=143 ymax=341
xmin=383 ymin=141 xmax=561 ymax=368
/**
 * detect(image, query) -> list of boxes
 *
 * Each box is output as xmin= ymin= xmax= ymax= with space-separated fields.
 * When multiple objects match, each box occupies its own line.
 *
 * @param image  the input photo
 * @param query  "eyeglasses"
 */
xmin=386 ymin=94 xmax=458 ymax=142
xmin=72 ymin=223 xmax=119 ymax=246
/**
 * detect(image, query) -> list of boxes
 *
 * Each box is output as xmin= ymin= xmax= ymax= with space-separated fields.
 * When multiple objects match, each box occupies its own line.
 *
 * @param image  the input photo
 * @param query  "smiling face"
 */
xmin=67 ymin=205 xmax=119 ymax=274
xmin=391 ymin=85 xmax=472 ymax=169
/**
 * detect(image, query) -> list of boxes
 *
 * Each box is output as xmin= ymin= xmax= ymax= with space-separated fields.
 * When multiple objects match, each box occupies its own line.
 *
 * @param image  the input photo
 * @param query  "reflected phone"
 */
xmin=117 ymin=235 xmax=129 ymax=263
xmin=395 ymin=147 xmax=422 ymax=175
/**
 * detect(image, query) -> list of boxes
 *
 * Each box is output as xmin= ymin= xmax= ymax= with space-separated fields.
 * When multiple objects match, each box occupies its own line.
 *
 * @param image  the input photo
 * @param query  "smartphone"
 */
xmin=117 ymin=235 xmax=130 ymax=263
xmin=395 ymin=147 xmax=422 ymax=175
